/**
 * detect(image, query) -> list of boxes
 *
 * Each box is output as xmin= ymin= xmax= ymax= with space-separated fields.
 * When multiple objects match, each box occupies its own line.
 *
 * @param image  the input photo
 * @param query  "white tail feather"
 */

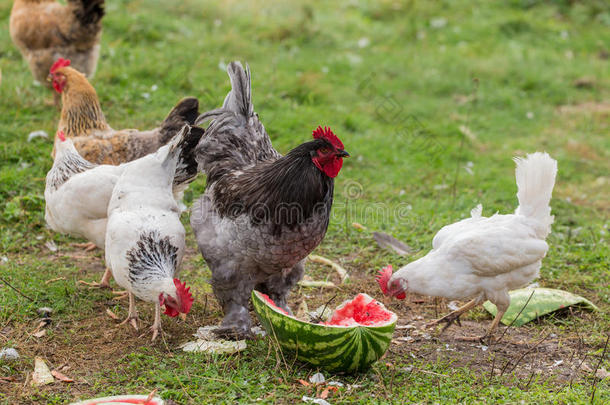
xmin=513 ymin=152 xmax=557 ymax=237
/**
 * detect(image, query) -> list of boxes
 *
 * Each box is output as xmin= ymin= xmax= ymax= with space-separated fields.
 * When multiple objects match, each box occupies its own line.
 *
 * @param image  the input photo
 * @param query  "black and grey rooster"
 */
xmin=191 ymin=62 xmax=349 ymax=339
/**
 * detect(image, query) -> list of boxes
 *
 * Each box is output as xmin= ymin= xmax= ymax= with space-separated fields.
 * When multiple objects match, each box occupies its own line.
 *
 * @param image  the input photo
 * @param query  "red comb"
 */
xmin=376 ymin=265 xmax=392 ymax=295
xmin=50 ymin=58 xmax=71 ymax=74
xmin=313 ymin=126 xmax=344 ymax=150
xmin=57 ymin=131 xmax=66 ymax=142
xmin=173 ymin=278 xmax=194 ymax=314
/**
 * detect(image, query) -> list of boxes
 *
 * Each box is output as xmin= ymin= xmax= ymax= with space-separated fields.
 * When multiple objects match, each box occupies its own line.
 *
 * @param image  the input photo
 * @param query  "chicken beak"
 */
xmin=46 ymin=74 xmax=53 ymax=83
xmin=179 ymin=313 xmax=187 ymax=321
xmin=337 ymin=149 xmax=350 ymax=158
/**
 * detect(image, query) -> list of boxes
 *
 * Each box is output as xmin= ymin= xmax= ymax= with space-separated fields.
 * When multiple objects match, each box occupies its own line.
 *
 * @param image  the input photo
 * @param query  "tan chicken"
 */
xmin=9 ymin=0 xmax=105 ymax=88
xmin=48 ymin=58 xmax=200 ymax=165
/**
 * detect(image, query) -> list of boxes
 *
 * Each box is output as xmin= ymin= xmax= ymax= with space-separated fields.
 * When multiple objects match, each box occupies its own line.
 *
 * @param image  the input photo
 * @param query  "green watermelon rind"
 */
xmin=252 ymin=290 xmax=396 ymax=373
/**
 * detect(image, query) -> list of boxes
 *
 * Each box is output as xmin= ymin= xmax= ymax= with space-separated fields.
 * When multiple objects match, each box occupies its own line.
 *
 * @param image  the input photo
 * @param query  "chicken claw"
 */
xmin=78 ymin=280 xmax=111 ymax=289
xmin=213 ymin=325 xmax=254 ymax=341
xmin=120 ymin=315 xmax=139 ymax=331
xmin=112 ymin=290 xmax=129 ymax=300
xmin=118 ymin=292 xmax=139 ymax=331
xmin=72 ymin=242 xmax=98 ymax=252
xmin=426 ymin=299 xmax=479 ymax=333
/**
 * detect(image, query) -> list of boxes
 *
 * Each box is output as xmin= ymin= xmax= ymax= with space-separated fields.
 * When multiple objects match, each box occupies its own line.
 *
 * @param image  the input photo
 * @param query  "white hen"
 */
xmin=378 ymin=152 xmax=558 ymax=340
xmin=44 ymin=130 xmax=201 ymax=288
xmin=105 ymin=125 xmax=199 ymax=340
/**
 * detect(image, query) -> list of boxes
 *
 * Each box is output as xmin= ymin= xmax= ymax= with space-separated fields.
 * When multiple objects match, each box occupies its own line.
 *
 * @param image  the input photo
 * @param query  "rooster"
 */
xmin=45 ymin=125 xmax=203 ymax=289
xmin=378 ymin=152 xmax=557 ymax=341
xmin=48 ymin=58 xmax=200 ymax=165
xmin=191 ymin=62 xmax=349 ymax=339
xmin=10 ymin=0 xmax=104 ymax=90
xmin=105 ymin=125 xmax=198 ymax=340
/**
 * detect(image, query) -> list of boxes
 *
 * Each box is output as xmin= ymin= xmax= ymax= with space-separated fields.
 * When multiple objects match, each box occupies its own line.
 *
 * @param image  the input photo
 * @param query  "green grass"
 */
xmin=1 ymin=0 xmax=609 ymax=403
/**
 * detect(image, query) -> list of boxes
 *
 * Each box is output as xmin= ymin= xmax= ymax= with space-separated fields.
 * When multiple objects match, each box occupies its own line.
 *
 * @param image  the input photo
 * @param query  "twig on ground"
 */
xmin=488 ymin=354 xmax=497 ymax=383
xmin=0 ymin=275 xmax=35 ymax=303
xmin=310 ymin=294 xmax=337 ymax=324
xmin=590 ymin=334 xmax=609 ymax=404
xmin=493 ymin=290 xmax=536 ymax=347
xmin=522 ymin=371 xmax=536 ymax=391
xmin=503 ymin=332 xmax=551 ymax=376
xmin=436 ymin=377 xmax=442 ymax=399
xmin=308 ymin=254 xmax=348 ymax=283
xmin=45 ymin=277 xmax=66 ymax=285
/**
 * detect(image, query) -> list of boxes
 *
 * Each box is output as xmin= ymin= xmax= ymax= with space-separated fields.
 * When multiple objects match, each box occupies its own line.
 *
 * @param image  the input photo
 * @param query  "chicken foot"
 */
xmin=118 ymin=292 xmax=139 ymax=331
xmin=138 ymin=303 xmax=163 ymax=342
xmin=458 ymin=309 xmax=507 ymax=343
xmin=426 ymin=299 xmax=479 ymax=332
xmin=79 ymin=267 xmax=113 ymax=289
xmin=72 ymin=242 xmax=98 ymax=252
xmin=213 ymin=300 xmax=253 ymax=340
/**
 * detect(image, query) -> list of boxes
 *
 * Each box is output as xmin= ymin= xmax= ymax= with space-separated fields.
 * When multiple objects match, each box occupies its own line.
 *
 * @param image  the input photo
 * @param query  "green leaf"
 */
xmin=483 ymin=288 xmax=599 ymax=326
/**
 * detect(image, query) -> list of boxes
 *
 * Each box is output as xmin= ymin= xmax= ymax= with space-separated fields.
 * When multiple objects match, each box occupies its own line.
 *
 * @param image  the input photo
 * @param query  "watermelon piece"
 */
xmin=483 ymin=287 xmax=599 ymax=326
xmin=252 ymin=291 xmax=396 ymax=373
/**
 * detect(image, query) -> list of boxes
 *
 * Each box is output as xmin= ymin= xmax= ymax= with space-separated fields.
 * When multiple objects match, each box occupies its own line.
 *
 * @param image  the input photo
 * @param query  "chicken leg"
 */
xmin=426 ymin=299 xmax=479 ymax=331
xmin=150 ymin=303 xmax=162 ymax=341
xmin=459 ymin=309 xmax=507 ymax=343
xmin=256 ymin=261 xmax=305 ymax=315
xmin=214 ymin=299 xmax=253 ymax=340
xmin=211 ymin=264 xmax=255 ymax=340
xmin=119 ymin=292 xmax=139 ymax=331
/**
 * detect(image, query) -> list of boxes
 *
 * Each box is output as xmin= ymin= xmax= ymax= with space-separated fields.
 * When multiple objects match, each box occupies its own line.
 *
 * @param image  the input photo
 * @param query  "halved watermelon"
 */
xmin=252 ymin=291 xmax=396 ymax=373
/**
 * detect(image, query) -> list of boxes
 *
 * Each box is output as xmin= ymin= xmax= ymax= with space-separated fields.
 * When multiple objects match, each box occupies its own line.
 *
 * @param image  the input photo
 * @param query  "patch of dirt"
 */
xmin=565 ymin=139 xmax=602 ymax=162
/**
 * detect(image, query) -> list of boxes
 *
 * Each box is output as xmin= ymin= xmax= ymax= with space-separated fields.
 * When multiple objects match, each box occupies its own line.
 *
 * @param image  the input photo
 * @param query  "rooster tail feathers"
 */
xmin=223 ymin=62 xmax=253 ymax=118
xmin=159 ymin=97 xmax=200 ymax=145
xmin=193 ymin=62 xmax=252 ymax=126
xmin=514 ymin=152 xmax=557 ymax=235
xmin=71 ymin=0 xmax=105 ymax=26
xmin=194 ymin=107 xmax=227 ymax=127
xmin=162 ymin=125 xmax=205 ymax=187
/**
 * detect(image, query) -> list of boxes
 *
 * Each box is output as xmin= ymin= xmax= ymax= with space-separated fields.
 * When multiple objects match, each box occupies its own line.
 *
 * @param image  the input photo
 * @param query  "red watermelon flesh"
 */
xmin=325 ymin=293 xmax=393 ymax=326
xmin=259 ymin=293 xmax=392 ymax=327
xmin=259 ymin=293 xmax=289 ymax=315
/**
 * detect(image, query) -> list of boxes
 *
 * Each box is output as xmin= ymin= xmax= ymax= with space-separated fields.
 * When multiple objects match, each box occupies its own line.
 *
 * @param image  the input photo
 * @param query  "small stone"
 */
xmin=32 ymin=357 xmax=54 ymax=386
xmin=309 ymin=372 xmax=325 ymax=384
xmin=302 ymin=396 xmax=330 ymax=405
xmin=44 ymin=240 xmax=58 ymax=252
xmin=37 ymin=307 xmax=53 ymax=317
xmin=0 ymin=348 xmax=20 ymax=361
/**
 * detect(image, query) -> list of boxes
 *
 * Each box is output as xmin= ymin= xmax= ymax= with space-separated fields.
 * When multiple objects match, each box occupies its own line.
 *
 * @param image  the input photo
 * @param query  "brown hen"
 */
xmin=49 ymin=60 xmax=200 ymax=165
xmin=10 ymin=0 xmax=105 ymax=87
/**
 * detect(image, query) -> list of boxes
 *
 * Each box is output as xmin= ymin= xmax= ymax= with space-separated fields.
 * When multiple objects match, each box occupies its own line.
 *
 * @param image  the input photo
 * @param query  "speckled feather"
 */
xmin=127 ymin=230 xmax=178 ymax=285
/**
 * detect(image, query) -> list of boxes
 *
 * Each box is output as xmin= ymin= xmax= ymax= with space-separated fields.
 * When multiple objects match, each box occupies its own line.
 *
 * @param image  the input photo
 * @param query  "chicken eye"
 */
xmin=319 ymin=147 xmax=331 ymax=154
